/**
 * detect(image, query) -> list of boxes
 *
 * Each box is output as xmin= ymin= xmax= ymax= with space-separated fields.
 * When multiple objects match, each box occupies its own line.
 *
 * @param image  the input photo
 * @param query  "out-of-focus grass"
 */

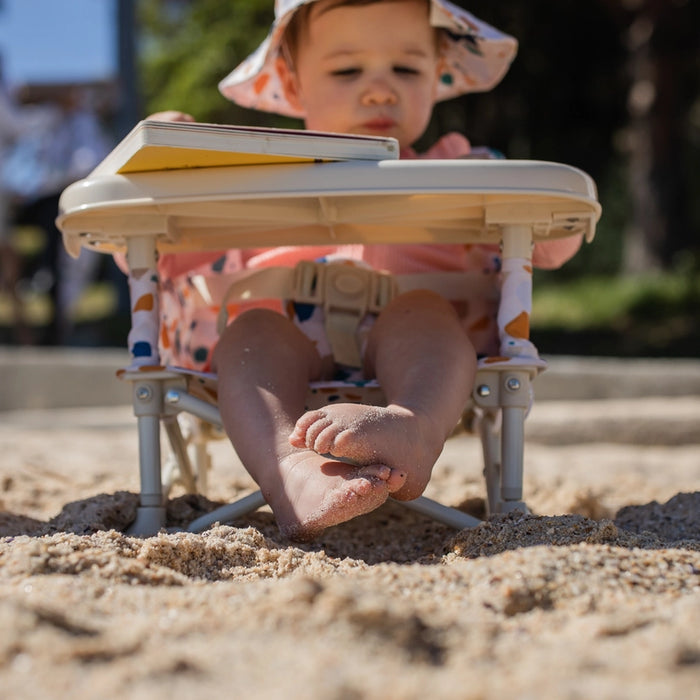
xmin=533 ymin=272 xmax=700 ymax=330
xmin=531 ymin=270 xmax=700 ymax=356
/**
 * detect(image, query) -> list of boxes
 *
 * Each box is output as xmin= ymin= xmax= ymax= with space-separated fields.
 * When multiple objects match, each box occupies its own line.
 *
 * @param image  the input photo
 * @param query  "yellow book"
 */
xmin=91 ymin=120 xmax=399 ymax=176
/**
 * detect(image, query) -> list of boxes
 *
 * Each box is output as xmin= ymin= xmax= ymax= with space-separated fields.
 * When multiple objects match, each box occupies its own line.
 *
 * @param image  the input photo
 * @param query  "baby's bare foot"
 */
xmin=289 ymin=403 xmax=444 ymax=500
xmin=268 ymin=450 xmax=400 ymax=541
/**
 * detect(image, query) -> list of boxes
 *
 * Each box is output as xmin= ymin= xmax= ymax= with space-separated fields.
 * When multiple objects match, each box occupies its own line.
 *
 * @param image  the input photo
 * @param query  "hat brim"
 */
xmin=219 ymin=0 xmax=517 ymax=119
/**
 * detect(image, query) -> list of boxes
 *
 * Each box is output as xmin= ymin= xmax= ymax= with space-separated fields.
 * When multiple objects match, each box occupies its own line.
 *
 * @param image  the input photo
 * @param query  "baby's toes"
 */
xmin=305 ymin=415 xmax=340 ymax=451
xmin=310 ymin=422 xmax=343 ymax=455
xmin=323 ymin=425 xmax=353 ymax=455
xmin=385 ymin=467 xmax=408 ymax=493
xmin=289 ymin=410 xmax=330 ymax=449
xmin=288 ymin=429 xmax=306 ymax=448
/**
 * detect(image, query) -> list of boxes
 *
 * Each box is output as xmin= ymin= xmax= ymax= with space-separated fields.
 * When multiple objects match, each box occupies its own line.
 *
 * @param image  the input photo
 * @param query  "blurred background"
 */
xmin=0 ymin=0 xmax=698 ymax=357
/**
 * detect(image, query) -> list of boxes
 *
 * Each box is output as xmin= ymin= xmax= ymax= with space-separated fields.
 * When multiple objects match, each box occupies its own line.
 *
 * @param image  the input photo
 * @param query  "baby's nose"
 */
xmin=362 ymin=79 xmax=397 ymax=105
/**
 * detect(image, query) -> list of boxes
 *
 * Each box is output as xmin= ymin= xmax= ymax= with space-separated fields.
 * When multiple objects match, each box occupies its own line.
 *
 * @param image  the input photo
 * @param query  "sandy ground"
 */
xmin=1 ymin=398 xmax=699 ymax=699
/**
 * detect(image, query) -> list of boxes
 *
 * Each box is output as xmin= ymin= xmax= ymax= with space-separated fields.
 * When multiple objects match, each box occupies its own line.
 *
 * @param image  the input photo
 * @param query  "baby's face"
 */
xmin=279 ymin=0 xmax=439 ymax=148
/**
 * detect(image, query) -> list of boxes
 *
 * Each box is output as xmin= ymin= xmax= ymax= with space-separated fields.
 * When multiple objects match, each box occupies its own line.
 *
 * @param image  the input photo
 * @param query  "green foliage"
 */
xmin=533 ymin=271 xmax=699 ymax=331
xmin=532 ymin=256 xmax=700 ymax=358
xmin=138 ymin=0 xmax=297 ymax=127
xmin=531 ymin=265 xmax=700 ymax=356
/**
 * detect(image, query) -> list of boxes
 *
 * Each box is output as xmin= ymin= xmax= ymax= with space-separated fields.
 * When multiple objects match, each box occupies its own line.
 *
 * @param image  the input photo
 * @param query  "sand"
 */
xmin=1 ymin=398 xmax=699 ymax=699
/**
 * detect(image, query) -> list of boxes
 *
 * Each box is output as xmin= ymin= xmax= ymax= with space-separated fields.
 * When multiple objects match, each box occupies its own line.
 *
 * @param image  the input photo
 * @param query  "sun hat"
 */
xmin=218 ymin=0 xmax=518 ymax=119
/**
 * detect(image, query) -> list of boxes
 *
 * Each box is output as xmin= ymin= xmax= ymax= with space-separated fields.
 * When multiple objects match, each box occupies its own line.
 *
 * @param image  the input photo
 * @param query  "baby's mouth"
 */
xmin=362 ymin=117 xmax=397 ymax=131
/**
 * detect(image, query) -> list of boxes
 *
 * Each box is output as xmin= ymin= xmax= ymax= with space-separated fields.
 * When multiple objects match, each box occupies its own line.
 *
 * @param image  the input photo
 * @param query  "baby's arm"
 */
xmin=532 ymin=235 xmax=582 ymax=269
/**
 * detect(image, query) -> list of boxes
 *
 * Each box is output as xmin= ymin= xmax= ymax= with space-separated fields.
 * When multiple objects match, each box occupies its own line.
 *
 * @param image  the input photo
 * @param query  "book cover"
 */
xmin=91 ymin=120 xmax=399 ymax=175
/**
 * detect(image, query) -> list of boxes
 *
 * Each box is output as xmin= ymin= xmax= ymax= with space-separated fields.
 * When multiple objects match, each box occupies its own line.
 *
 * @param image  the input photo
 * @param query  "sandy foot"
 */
xmin=289 ymin=403 xmax=444 ymax=500
xmin=270 ymin=449 xmax=406 ymax=541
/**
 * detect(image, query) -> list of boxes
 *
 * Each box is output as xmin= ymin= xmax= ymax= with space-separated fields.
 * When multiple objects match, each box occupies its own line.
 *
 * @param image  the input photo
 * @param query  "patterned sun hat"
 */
xmin=219 ymin=0 xmax=518 ymax=118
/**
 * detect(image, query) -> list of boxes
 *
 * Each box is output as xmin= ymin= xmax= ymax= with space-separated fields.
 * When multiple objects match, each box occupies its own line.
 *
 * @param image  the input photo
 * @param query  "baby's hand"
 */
xmin=146 ymin=110 xmax=196 ymax=123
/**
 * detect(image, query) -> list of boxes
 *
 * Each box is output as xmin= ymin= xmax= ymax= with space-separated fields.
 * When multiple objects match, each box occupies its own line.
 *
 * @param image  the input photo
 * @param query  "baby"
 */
xmin=153 ymin=0 xmax=581 ymax=540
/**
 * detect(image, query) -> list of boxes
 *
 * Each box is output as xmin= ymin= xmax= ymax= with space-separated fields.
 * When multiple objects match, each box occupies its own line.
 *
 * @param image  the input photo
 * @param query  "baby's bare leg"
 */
xmin=213 ymin=309 xmax=406 ymax=540
xmin=290 ymin=290 xmax=476 ymax=500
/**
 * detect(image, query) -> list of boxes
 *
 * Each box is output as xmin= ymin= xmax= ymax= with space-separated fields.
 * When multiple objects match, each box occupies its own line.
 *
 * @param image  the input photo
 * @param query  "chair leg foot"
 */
xmin=498 ymin=500 xmax=528 ymax=514
xmin=126 ymin=505 xmax=167 ymax=536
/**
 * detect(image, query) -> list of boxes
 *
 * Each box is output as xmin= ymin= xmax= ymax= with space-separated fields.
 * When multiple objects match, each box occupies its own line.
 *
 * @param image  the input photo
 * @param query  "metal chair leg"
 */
xmin=127 ymin=379 xmax=166 ymax=535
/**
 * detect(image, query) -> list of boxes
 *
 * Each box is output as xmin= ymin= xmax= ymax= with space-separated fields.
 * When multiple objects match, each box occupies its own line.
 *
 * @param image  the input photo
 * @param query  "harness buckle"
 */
xmin=292 ymin=261 xmax=397 ymax=368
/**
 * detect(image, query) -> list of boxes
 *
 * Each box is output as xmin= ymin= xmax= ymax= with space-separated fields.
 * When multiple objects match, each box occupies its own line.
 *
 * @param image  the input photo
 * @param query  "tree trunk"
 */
xmin=621 ymin=0 xmax=693 ymax=272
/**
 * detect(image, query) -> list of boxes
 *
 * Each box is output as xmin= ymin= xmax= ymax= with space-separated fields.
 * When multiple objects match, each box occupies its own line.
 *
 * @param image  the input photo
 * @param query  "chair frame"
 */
xmin=57 ymin=158 xmax=601 ymax=536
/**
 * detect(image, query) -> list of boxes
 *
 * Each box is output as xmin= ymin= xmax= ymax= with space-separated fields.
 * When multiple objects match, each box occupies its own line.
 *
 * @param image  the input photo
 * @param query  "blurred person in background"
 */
xmin=4 ymin=84 xmax=110 ymax=344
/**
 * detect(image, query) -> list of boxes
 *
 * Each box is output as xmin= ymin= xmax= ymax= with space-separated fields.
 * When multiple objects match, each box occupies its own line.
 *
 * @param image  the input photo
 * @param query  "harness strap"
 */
xmin=206 ymin=262 xmax=499 ymax=367
xmin=296 ymin=261 xmax=397 ymax=367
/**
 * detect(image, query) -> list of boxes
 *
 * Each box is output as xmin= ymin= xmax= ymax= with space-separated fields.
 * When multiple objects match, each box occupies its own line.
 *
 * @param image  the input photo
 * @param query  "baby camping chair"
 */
xmin=57 ymin=144 xmax=601 ymax=536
